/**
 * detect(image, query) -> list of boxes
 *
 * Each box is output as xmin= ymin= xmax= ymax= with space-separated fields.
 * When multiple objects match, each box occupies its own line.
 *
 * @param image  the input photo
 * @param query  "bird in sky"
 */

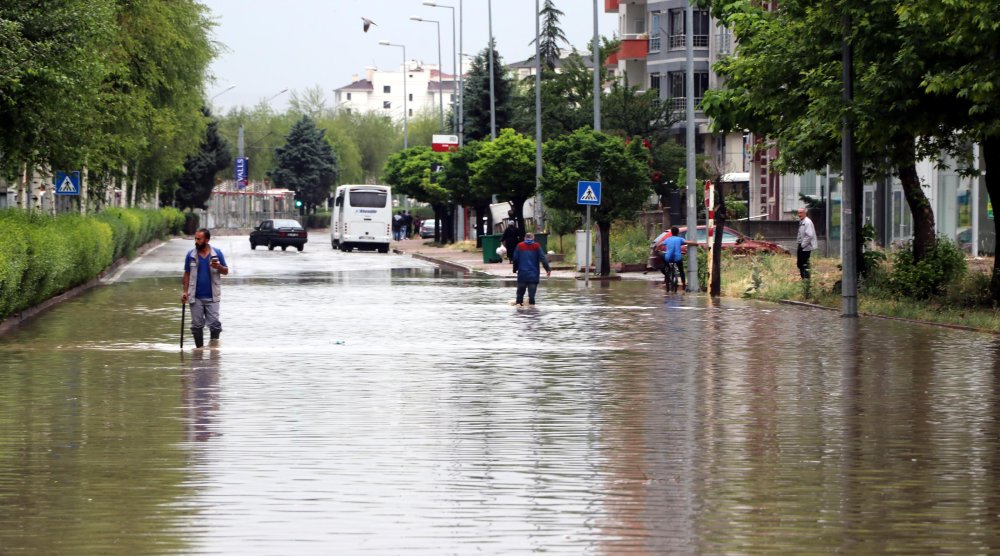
xmin=362 ymin=17 xmax=377 ymax=33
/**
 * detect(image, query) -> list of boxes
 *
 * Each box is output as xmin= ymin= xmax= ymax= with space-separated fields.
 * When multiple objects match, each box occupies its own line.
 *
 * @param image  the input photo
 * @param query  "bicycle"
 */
xmin=664 ymin=260 xmax=681 ymax=293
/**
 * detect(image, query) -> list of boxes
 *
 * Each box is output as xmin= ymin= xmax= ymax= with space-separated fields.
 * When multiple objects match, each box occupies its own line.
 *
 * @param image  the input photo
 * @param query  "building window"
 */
xmin=383 ymin=100 xmax=391 ymax=109
xmin=450 ymin=94 xmax=455 ymax=102
xmin=649 ymin=13 xmax=661 ymax=51
xmin=409 ymin=93 xmax=413 ymax=101
xmin=650 ymin=73 xmax=661 ymax=94
xmin=409 ymin=109 xmax=413 ymax=116
xmin=346 ymin=92 xmax=352 ymax=101
xmin=667 ymin=71 xmax=709 ymax=110
xmin=668 ymin=9 xmax=710 ymax=49
xmin=383 ymin=85 xmax=391 ymax=93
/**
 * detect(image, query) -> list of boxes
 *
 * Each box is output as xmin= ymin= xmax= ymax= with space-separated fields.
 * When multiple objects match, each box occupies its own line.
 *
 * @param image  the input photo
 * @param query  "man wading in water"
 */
xmin=182 ymin=228 xmax=229 ymax=348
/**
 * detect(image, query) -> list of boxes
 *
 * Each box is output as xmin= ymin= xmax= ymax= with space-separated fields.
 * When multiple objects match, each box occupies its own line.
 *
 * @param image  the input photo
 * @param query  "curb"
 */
xmin=776 ymin=298 xmax=999 ymax=335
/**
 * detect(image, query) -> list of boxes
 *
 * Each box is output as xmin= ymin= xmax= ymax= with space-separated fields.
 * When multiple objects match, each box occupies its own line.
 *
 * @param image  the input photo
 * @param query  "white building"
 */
xmin=334 ymin=62 xmax=457 ymax=120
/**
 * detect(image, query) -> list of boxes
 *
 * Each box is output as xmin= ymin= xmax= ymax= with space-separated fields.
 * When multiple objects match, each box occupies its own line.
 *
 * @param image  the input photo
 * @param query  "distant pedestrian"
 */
xmin=412 ymin=217 xmax=422 ymax=238
xmin=512 ymin=232 xmax=552 ymax=306
xmin=500 ymin=211 xmax=522 ymax=264
xmin=797 ymin=207 xmax=818 ymax=280
xmin=401 ymin=210 xmax=412 ymax=239
xmin=392 ymin=211 xmax=402 ymax=241
xmin=182 ymin=228 xmax=229 ymax=348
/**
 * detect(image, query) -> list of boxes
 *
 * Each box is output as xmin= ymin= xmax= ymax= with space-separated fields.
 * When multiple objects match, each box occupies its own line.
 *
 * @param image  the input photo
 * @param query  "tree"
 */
xmin=897 ymin=0 xmax=1000 ymax=302
xmin=463 ymin=40 xmax=514 ymax=142
xmin=701 ymin=0 xmax=956 ymax=267
xmin=541 ymin=128 xmax=651 ymax=275
xmin=383 ymin=146 xmax=453 ymax=241
xmin=470 ymin=129 xmax=536 ymax=230
xmin=602 ymin=80 xmax=679 ymax=146
xmin=270 ymin=115 xmax=339 ymax=213
xmin=530 ymin=0 xmax=569 ymax=71
xmin=175 ymin=109 xmax=231 ymax=211
xmin=440 ymin=141 xmax=493 ymax=240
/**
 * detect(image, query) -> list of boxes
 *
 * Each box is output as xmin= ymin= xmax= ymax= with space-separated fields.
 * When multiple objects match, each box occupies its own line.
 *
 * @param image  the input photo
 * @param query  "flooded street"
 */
xmin=2 ymin=235 xmax=1000 ymax=554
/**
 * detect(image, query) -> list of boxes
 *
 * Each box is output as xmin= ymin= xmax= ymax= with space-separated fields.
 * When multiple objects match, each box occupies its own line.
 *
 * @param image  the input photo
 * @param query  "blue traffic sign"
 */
xmin=55 ymin=171 xmax=80 ymax=196
xmin=235 ymin=157 xmax=248 ymax=188
xmin=577 ymin=180 xmax=601 ymax=205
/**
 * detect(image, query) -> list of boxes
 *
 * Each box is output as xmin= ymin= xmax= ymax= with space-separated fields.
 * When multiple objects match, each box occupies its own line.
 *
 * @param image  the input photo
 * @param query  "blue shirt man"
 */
xmin=182 ymin=228 xmax=229 ymax=348
xmin=660 ymin=226 xmax=688 ymax=289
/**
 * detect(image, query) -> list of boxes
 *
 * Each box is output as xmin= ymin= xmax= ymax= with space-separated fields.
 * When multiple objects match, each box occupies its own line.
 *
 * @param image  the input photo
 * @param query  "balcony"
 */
xmin=605 ymin=0 xmax=620 ymax=12
xmin=668 ymin=34 xmax=710 ymax=50
xmin=619 ymin=34 xmax=649 ymax=60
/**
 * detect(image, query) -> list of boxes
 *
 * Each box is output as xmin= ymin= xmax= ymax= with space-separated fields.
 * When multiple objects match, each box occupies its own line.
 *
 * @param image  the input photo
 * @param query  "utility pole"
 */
xmin=685 ymin=1 xmax=699 ymax=292
xmin=841 ymin=12 xmax=858 ymax=317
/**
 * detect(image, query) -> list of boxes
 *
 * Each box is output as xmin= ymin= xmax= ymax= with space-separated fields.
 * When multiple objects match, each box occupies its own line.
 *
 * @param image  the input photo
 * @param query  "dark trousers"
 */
xmin=515 ymin=281 xmax=539 ymax=305
xmin=662 ymin=258 xmax=686 ymax=286
xmin=797 ymin=246 xmax=812 ymax=280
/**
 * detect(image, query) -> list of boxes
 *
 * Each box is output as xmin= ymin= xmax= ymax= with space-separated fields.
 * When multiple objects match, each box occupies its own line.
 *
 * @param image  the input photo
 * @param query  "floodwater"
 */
xmin=1 ymin=236 xmax=999 ymax=554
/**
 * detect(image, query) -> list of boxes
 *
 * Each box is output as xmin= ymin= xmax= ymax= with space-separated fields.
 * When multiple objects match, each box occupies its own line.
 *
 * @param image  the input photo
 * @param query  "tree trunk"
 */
xmin=81 ymin=166 xmax=89 ymax=215
xmin=131 ymin=160 xmax=139 ymax=208
xmin=982 ymin=135 xmax=1000 ymax=304
xmin=898 ymin=144 xmax=936 ymax=261
xmin=711 ymin=194 xmax=726 ymax=297
xmin=598 ymin=220 xmax=611 ymax=276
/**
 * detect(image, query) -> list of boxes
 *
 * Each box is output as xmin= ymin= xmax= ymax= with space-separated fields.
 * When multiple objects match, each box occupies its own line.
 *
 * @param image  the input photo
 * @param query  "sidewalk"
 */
xmin=391 ymin=237 xmax=663 ymax=282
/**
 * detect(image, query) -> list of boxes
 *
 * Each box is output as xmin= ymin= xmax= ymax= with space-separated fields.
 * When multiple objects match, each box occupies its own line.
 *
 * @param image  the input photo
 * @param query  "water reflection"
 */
xmin=1 ymin=239 xmax=1000 ymax=553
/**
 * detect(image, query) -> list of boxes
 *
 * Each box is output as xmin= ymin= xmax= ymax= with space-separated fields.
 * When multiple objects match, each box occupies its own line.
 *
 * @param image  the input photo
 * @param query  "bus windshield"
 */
xmin=349 ymin=190 xmax=388 ymax=208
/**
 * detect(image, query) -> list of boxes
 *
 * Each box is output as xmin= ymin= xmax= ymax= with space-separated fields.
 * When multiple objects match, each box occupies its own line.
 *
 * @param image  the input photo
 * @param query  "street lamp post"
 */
xmin=488 ymin=0 xmax=496 ymax=139
xmin=210 ymin=84 xmax=236 ymax=103
xmin=379 ymin=41 xmax=409 ymax=149
xmin=423 ymin=2 xmax=458 ymax=136
xmin=411 ymin=16 xmax=445 ymax=133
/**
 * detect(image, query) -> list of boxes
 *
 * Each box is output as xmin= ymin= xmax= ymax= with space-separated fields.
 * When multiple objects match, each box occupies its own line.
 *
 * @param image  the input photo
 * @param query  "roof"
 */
xmin=334 ymin=79 xmax=374 ymax=92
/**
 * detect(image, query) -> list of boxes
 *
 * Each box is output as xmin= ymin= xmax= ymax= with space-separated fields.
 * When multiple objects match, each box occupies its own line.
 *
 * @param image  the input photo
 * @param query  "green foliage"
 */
xmin=602 ymin=81 xmax=679 ymax=145
xmin=546 ymin=208 xmax=581 ymax=243
xmin=175 ymin=110 xmax=231 ymax=210
xmin=724 ymin=193 xmax=749 ymax=220
xmin=533 ymin=0 xmax=569 ymax=71
xmin=304 ymin=211 xmax=331 ymax=229
xmin=463 ymin=40 xmax=515 ymax=142
xmin=270 ymin=115 xmax=339 ymax=213
xmin=943 ymin=271 xmax=994 ymax=308
xmin=470 ymin=129 xmax=536 ymax=221
xmin=383 ymin=146 xmax=449 ymax=205
xmin=860 ymin=223 xmax=887 ymax=278
xmin=541 ymin=128 xmax=651 ymax=275
xmin=609 ymin=224 xmax=649 ymax=265
xmin=888 ymin=237 xmax=967 ymax=300
xmin=0 ymin=208 xmax=179 ymax=320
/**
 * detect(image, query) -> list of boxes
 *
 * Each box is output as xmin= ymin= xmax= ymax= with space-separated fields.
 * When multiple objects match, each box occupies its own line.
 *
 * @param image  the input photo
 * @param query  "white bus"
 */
xmin=330 ymin=184 xmax=392 ymax=253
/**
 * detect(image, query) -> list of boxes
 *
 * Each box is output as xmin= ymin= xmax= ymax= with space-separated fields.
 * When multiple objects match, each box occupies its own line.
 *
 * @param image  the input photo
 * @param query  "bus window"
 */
xmin=349 ymin=191 xmax=388 ymax=208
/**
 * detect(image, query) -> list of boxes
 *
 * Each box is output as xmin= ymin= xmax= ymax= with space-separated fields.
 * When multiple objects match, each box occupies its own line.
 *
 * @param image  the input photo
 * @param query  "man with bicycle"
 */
xmin=662 ymin=226 xmax=688 ymax=291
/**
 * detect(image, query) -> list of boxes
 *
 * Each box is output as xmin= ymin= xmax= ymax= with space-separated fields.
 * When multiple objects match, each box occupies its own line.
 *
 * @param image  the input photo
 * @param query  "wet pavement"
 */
xmin=1 ymin=234 xmax=1000 ymax=554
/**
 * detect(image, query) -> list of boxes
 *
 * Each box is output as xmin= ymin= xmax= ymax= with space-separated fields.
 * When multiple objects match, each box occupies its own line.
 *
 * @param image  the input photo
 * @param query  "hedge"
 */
xmin=0 ymin=207 xmax=184 ymax=320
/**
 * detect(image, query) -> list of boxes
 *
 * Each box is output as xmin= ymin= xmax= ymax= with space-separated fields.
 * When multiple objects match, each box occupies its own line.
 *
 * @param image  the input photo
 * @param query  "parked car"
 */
xmin=420 ymin=219 xmax=439 ymax=238
xmin=250 ymin=219 xmax=308 ymax=251
xmin=649 ymin=225 xmax=788 ymax=268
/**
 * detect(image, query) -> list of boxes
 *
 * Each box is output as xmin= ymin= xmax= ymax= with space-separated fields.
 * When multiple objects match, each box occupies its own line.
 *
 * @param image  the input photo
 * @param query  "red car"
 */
xmin=649 ymin=225 xmax=788 ymax=268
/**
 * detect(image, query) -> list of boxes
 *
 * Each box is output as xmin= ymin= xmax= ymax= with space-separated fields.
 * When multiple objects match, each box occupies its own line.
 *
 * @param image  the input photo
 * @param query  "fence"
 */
xmin=195 ymin=189 xmax=298 ymax=230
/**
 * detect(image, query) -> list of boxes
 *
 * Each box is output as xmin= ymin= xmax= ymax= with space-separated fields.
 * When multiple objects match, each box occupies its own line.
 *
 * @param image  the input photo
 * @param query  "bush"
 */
xmin=305 ymin=211 xmax=331 ymax=229
xmin=609 ymin=223 xmax=650 ymax=265
xmin=0 ymin=208 xmax=182 ymax=320
xmin=888 ymin=236 xmax=966 ymax=300
xmin=943 ymin=271 xmax=994 ymax=308
xmin=183 ymin=211 xmax=200 ymax=235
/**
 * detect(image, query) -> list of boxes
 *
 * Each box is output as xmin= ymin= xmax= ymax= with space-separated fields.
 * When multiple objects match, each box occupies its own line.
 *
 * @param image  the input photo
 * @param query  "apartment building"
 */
xmin=334 ymin=62 xmax=458 ymax=122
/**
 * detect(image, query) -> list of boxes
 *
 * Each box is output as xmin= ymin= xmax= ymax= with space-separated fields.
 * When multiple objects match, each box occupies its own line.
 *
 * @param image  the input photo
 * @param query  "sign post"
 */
xmin=577 ymin=180 xmax=602 ymax=287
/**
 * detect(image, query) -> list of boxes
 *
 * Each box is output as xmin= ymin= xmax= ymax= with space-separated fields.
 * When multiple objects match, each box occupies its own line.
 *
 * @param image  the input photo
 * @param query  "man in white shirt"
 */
xmin=796 ymin=208 xmax=818 ymax=280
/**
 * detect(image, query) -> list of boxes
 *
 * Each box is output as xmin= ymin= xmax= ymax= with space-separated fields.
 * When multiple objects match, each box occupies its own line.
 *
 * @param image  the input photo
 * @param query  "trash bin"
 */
xmin=533 ymin=232 xmax=548 ymax=254
xmin=481 ymin=234 xmax=503 ymax=263
xmin=575 ymin=229 xmax=593 ymax=272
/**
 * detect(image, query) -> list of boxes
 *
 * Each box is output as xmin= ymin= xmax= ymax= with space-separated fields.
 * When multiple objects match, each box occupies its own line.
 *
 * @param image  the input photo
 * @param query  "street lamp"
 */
xmin=379 ymin=40 xmax=409 ymax=149
xmin=410 ymin=15 xmax=444 ymax=133
xmin=422 ymin=2 xmax=458 ymax=137
xmin=210 ymin=84 xmax=237 ymax=102
xmin=265 ymin=88 xmax=289 ymax=105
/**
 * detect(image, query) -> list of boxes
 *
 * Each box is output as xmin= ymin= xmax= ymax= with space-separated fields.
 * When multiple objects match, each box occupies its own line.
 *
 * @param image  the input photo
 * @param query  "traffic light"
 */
xmin=295 ymin=199 xmax=303 ymax=208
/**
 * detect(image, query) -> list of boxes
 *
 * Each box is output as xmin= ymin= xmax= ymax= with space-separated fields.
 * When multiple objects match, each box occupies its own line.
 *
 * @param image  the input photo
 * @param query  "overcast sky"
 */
xmin=202 ymin=0 xmax=619 ymax=114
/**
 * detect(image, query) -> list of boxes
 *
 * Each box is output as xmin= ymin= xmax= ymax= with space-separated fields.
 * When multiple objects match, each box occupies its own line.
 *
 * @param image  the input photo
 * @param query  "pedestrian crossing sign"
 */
xmin=55 ymin=171 xmax=80 ymax=196
xmin=577 ymin=180 xmax=601 ymax=205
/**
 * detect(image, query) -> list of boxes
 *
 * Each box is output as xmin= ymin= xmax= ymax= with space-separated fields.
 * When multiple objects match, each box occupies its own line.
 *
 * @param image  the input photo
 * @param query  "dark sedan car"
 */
xmin=250 ymin=219 xmax=308 ymax=251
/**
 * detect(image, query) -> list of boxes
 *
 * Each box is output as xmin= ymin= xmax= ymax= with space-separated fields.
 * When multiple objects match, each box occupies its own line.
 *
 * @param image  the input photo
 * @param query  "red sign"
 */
xmin=431 ymin=134 xmax=459 ymax=152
